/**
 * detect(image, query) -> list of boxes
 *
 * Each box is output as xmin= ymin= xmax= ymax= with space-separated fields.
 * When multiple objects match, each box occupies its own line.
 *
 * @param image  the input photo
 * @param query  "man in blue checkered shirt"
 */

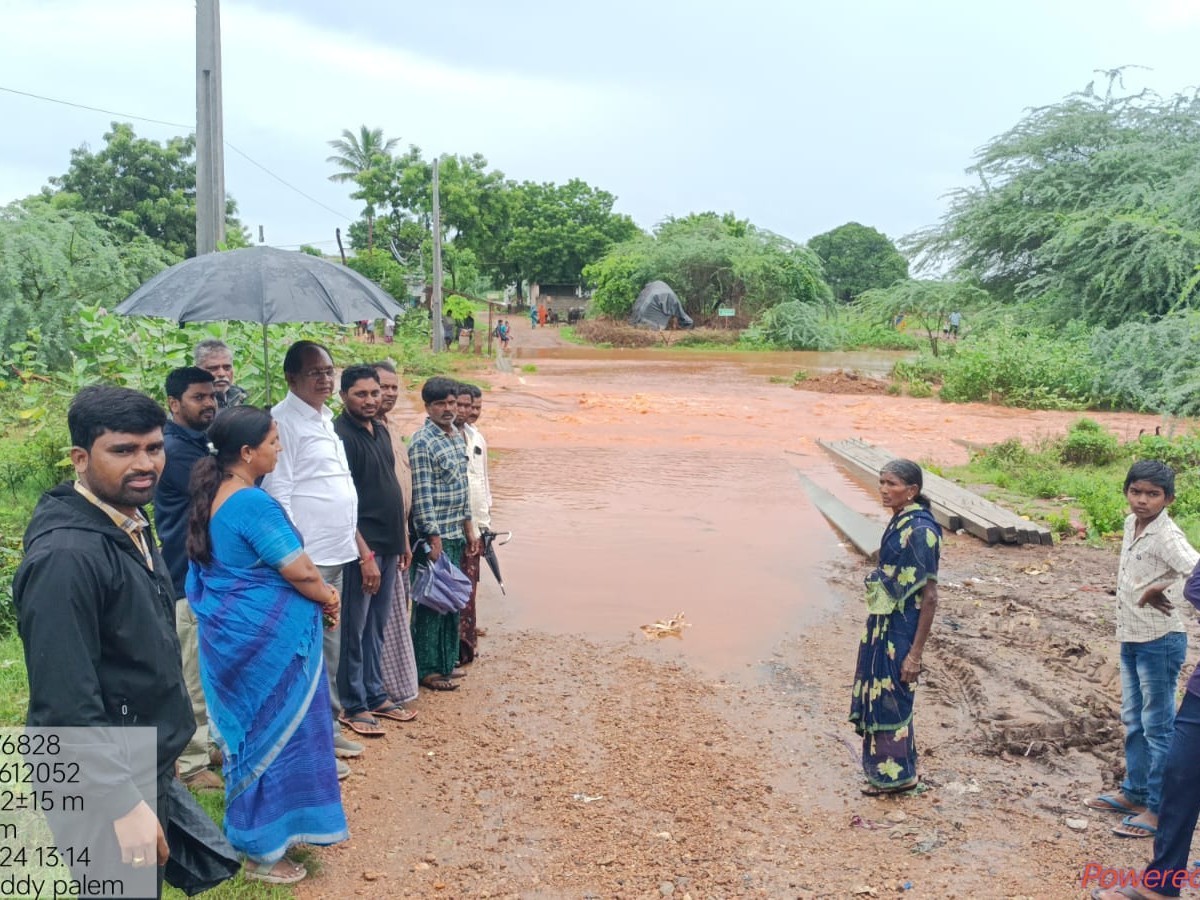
xmin=408 ymin=377 xmax=479 ymax=691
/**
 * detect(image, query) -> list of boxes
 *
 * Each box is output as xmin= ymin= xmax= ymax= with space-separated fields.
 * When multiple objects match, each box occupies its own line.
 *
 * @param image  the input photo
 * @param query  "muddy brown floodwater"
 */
xmin=299 ymin=332 xmax=1200 ymax=900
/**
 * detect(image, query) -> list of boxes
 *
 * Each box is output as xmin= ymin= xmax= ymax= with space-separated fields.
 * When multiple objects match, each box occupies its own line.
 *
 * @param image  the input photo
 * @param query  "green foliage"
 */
xmin=744 ymin=302 xmax=837 ymax=349
xmin=299 ymin=244 xmax=324 ymax=257
xmin=0 ymin=201 xmax=176 ymax=369
xmin=807 ymin=222 xmax=908 ymax=302
xmin=345 ymin=249 xmax=411 ymax=300
xmin=1090 ymin=311 xmax=1200 ymax=415
xmin=906 ymin=380 xmax=933 ymax=398
xmin=857 ymin=279 xmax=988 ymax=356
xmin=443 ymin=295 xmax=474 ymax=322
xmin=586 ymin=213 xmax=831 ymax=321
xmin=929 ymin=322 xmax=1099 ymax=409
xmin=909 ymin=71 xmax=1200 ymax=325
xmin=1060 ymin=418 xmax=1120 ymax=466
xmin=46 ymin=122 xmax=248 ymax=258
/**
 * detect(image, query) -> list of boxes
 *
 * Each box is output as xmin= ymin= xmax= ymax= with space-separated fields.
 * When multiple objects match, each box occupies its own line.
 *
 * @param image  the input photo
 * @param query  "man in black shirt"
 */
xmin=333 ymin=366 xmax=410 ymax=731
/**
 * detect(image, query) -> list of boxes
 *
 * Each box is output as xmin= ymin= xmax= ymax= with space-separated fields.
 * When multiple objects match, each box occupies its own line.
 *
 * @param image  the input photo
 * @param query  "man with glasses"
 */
xmin=262 ymin=341 xmax=374 ymax=775
xmin=194 ymin=339 xmax=248 ymax=409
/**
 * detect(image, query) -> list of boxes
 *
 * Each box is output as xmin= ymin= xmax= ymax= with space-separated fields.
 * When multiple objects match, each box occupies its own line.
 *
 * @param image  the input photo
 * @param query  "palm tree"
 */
xmin=325 ymin=126 xmax=401 ymax=183
xmin=326 ymin=126 xmax=400 ymax=249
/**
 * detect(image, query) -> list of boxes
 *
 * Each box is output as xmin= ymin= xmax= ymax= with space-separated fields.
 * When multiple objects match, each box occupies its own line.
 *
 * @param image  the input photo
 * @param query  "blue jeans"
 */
xmin=338 ymin=555 xmax=398 ymax=716
xmin=1120 ymin=631 xmax=1187 ymax=813
xmin=1146 ymin=690 xmax=1200 ymax=896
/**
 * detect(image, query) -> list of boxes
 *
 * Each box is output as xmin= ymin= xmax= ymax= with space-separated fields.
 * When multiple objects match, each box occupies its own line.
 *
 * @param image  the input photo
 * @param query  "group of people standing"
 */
xmin=13 ymin=337 xmax=495 ymax=893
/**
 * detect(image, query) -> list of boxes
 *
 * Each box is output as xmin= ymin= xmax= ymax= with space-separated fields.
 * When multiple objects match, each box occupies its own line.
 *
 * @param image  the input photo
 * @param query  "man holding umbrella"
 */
xmin=458 ymin=383 xmax=492 ymax=662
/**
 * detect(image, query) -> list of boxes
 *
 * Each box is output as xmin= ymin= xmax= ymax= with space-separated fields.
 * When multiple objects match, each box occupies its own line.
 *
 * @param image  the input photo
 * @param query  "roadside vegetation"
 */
xmin=941 ymin=419 xmax=1200 ymax=547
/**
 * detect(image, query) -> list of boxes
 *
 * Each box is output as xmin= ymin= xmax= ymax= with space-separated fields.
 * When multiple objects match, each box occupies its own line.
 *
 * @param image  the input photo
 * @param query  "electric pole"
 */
xmin=196 ymin=0 xmax=226 ymax=255
xmin=431 ymin=155 xmax=445 ymax=352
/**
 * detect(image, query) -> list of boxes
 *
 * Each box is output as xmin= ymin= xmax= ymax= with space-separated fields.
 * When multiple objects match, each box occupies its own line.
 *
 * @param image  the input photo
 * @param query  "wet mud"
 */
xmin=302 ymin=332 xmax=1197 ymax=899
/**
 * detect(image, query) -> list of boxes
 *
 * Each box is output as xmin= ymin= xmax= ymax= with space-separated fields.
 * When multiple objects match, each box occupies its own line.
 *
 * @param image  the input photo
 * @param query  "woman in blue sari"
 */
xmin=849 ymin=458 xmax=941 ymax=795
xmin=186 ymin=407 xmax=348 ymax=884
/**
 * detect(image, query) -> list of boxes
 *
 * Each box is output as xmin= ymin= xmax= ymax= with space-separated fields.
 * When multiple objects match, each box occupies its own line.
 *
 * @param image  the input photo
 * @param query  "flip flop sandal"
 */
xmin=1084 ymin=793 xmax=1141 ymax=814
xmin=449 ymin=668 xmax=469 ymax=678
xmin=338 ymin=712 xmax=385 ymax=736
xmin=1091 ymin=887 xmax=1154 ymax=899
xmin=1112 ymin=815 xmax=1157 ymax=838
xmin=420 ymin=675 xmax=458 ymax=692
xmin=372 ymin=702 xmax=417 ymax=722
xmin=244 ymin=859 xmax=307 ymax=884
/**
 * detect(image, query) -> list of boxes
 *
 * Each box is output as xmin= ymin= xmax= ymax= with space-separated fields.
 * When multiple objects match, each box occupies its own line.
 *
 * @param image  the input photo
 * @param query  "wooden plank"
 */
xmin=818 ymin=438 xmax=1051 ymax=545
xmin=795 ymin=472 xmax=883 ymax=561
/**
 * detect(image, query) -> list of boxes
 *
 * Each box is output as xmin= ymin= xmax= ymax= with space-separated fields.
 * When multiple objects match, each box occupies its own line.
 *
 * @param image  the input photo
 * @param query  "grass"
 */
xmin=941 ymin=421 xmax=1200 ymax=547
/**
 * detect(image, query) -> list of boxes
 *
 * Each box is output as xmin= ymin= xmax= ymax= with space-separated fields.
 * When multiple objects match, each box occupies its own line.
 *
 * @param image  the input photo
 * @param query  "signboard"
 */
xmin=717 ymin=308 xmax=736 ymax=317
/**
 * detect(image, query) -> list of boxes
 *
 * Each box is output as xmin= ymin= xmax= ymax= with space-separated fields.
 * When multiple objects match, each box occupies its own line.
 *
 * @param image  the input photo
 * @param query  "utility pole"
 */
xmin=431 ymin=155 xmax=445 ymax=352
xmin=196 ymin=0 xmax=226 ymax=255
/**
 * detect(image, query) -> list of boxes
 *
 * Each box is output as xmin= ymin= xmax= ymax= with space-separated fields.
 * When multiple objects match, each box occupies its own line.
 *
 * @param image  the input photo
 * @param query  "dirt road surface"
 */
xmin=300 ymin=331 xmax=1196 ymax=899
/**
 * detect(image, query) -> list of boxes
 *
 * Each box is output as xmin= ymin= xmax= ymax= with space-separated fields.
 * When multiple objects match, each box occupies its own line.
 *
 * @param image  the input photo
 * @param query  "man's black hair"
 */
xmin=465 ymin=384 xmax=482 ymax=399
xmin=340 ymin=364 xmax=380 ymax=393
xmin=282 ymin=340 xmax=332 ymax=375
xmin=421 ymin=376 xmax=460 ymax=404
xmin=69 ymin=385 xmax=167 ymax=451
xmin=165 ymin=366 xmax=216 ymax=400
xmin=371 ymin=360 xmax=397 ymax=375
xmin=1125 ymin=460 xmax=1177 ymax=499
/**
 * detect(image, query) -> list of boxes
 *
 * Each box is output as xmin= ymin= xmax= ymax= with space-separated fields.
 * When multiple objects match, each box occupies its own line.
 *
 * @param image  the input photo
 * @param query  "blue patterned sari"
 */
xmin=186 ymin=488 xmax=348 ymax=863
xmin=848 ymin=503 xmax=941 ymax=791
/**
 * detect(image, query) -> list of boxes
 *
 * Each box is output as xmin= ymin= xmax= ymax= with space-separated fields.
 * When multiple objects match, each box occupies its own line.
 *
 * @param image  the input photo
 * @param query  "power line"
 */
xmin=0 ymin=84 xmax=355 ymax=221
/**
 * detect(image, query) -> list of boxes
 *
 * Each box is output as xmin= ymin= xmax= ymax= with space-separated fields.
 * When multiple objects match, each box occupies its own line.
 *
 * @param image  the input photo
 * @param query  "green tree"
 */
xmin=909 ymin=72 xmax=1200 ymax=325
xmin=46 ymin=122 xmax=247 ymax=259
xmin=0 ymin=200 xmax=175 ymax=369
xmin=585 ymin=212 xmax=829 ymax=320
xmin=807 ymin=222 xmax=908 ymax=302
xmin=857 ymin=279 xmax=989 ymax=356
xmin=328 ymin=126 xmax=403 ymax=250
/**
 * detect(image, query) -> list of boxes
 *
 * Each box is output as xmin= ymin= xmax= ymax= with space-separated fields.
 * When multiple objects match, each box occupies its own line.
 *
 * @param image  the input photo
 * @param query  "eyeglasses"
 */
xmin=302 ymin=367 xmax=335 ymax=379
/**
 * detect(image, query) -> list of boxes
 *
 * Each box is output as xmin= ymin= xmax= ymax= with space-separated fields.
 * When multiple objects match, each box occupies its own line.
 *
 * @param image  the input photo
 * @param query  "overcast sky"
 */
xmin=2 ymin=0 xmax=1198 ymax=255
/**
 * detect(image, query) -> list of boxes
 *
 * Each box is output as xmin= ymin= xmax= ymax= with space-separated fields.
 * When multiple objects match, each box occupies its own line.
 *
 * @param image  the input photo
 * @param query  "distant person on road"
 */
xmin=944 ymin=311 xmax=962 ymax=338
xmin=195 ymin=338 xmax=248 ymax=409
xmin=1086 ymin=461 xmax=1198 ymax=840
xmin=530 ymin=306 xmax=538 ymax=329
xmin=849 ymin=459 xmax=940 ymax=796
xmin=460 ymin=383 xmax=492 ymax=664
xmin=383 ymin=317 xmax=395 ymax=344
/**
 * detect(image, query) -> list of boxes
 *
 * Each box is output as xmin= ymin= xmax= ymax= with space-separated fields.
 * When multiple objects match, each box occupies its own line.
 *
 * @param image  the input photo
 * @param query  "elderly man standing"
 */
xmin=155 ymin=367 xmax=222 ymax=792
xmin=262 ymin=340 xmax=372 ymax=772
xmin=194 ymin=338 xmax=247 ymax=408
xmin=409 ymin=376 xmax=479 ymax=692
xmin=372 ymin=361 xmax=420 ymax=711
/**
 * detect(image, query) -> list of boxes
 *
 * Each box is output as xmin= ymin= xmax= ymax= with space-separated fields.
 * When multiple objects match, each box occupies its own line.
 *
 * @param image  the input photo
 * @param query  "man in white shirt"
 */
xmin=262 ymin=341 xmax=378 ymax=769
xmin=458 ymin=383 xmax=492 ymax=663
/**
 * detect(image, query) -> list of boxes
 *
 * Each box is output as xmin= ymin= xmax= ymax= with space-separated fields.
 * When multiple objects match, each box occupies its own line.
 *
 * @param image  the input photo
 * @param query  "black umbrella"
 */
xmin=114 ymin=246 xmax=404 ymax=401
xmin=479 ymin=529 xmax=512 ymax=595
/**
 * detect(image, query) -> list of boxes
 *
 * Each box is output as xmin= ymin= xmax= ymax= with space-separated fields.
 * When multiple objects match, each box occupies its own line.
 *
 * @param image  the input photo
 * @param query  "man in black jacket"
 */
xmin=14 ymin=385 xmax=195 ymax=898
xmin=155 ymin=367 xmax=222 ymax=791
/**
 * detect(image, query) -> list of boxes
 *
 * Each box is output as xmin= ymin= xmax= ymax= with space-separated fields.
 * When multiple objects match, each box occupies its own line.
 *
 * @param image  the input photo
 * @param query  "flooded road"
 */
xmin=474 ymin=349 xmax=1162 ymax=675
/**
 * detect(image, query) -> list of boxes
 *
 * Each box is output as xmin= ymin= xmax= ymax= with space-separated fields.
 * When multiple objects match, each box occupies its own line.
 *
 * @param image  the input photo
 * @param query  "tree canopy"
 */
xmin=45 ymin=122 xmax=248 ymax=259
xmin=334 ymin=137 xmax=638 ymax=295
xmin=585 ymin=212 xmax=830 ymax=320
xmin=807 ymin=222 xmax=908 ymax=302
xmin=909 ymin=72 xmax=1200 ymax=326
xmin=857 ymin=279 xmax=989 ymax=356
xmin=0 ymin=200 xmax=175 ymax=369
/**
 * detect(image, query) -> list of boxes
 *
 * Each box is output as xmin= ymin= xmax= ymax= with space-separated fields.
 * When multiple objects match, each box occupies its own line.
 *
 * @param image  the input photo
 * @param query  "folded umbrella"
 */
xmin=480 ymin=529 xmax=512 ymax=595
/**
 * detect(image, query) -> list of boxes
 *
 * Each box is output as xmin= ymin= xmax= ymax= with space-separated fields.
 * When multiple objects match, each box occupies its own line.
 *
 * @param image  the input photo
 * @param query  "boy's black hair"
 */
xmin=421 ymin=376 xmax=460 ymax=404
xmin=1125 ymin=459 xmax=1176 ymax=498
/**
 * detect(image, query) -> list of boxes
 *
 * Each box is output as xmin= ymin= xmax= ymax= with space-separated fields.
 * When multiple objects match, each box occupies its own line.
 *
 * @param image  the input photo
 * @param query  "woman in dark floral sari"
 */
xmin=849 ymin=459 xmax=941 ymax=795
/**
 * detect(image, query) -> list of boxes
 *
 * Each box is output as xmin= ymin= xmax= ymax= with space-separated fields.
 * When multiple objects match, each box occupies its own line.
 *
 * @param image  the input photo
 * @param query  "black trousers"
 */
xmin=1145 ymin=690 xmax=1200 ymax=897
